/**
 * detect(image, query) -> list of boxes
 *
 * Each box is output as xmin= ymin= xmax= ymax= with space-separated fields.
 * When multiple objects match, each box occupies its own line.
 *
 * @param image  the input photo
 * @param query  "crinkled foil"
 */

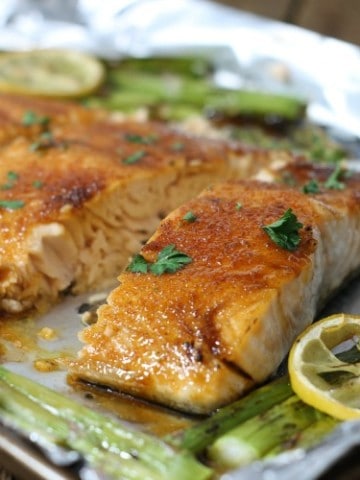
xmin=1 ymin=0 xmax=360 ymax=138
xmin=0 ymin=1 xmax=360 ymax=479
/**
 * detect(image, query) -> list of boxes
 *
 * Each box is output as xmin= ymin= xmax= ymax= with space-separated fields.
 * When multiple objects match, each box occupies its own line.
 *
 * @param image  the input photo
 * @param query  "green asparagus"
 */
xmin=207 ymin=395 xmax=321 ymax=469
xmin=85 ymin=56 xmax=306 ymax=122
xmin=265 ymin=414 xmax=338 ymax=458
xmin=167 ymin=375 xmax=293 ymax=453
xmin=0 ymin=366 xmax=211 ymax=480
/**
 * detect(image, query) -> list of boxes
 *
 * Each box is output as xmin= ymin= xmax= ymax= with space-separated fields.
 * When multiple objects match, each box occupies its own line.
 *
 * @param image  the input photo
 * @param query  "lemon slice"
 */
xmin=0 ymin=49 xmax=105 ymax=98
xmin=289 ymin=314 xmax=360 ymax=420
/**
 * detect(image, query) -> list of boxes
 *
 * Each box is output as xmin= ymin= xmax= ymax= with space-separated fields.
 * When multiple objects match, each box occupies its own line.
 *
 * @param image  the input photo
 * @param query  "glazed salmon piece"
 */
xmin=70 ymin=165 xmax=360 ymax=413
xmin=0 ymin=94 xmax=290 ymax=314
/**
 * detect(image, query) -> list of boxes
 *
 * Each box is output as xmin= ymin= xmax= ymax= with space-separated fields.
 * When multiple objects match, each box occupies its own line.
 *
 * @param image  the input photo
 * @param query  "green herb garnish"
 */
xmin=122 ymin=150 xmax=146 ymax=165
xmin=183 ymin=211 xmax=197 ymax=223
xmin=263 ymin=208 xmax=303 ymax=251
xmin=324 ymin=164 xmax=345 ymax=190
xmin=7 ymin=171 xmax=19 ymax=182
xmin=302 ymin=179 xmax=320 ymax=194
xmin=1 ymin=171 xmax=20 ymax=190
xmin=22 ymin=110 xmax=50 ymax=128
xmin=0 ymin=199 xmax=25 ymax=210
xmin=126 ymin=254 xmax=149 ymax=274
xmin=150 ymin=245 xmax=192 ymax=275
xmin=127 ymin=244 xmax=192 ymax=275
xmin=170 ymin=141 xmax=185 ymax=152
xmin=235 ymin=202 xmax=243 ymax=210
xmin=32 ymin=180 xmax=44 ymax=189
xmin=124 ymin=133 xmax=157 ymax=144
xmin=281 ymin=172 xmax=297 ymax=187
xmin=29 ymin=131 xmax=55 ymax=152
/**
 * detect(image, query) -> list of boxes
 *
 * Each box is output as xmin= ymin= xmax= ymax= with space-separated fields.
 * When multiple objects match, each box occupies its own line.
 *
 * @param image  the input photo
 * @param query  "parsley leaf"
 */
xmin=183 ymin=211 xmax=197 ymax=223
xmin=127 ymin=254 xmax=149 ymax=274
xmin=1 ymin=171 xmax=20 ymax=190
xmin=302 ymin=179 xmax=320 ymax=194
xmin=22 ymin=110 xmax=50 ymax=128
xmin=127 ymin=245 xmax=192 ymax=275
xmin=124 ymin=133 xmax=157 ymax=144
xmin=263 ymin=208 xmax=303 ymax=251
xmin=235 ymin=202 xmax=243 ymax=210
xmin=150 ymin=245 xmax=192 ymax=275
xmin=7 ymin=171 xmax=19 ymax=182
xmin=0 ymin=199 xmax=25 ymax=210
xmin=122 ymin=150 xmax=146 ymax=165
xmin=32 ymin=180 xmax=44 ymax=189
xmin=324 ymin=164 xmax=345 ymax=190
xmin=170 ymin=141 xmax=185 ymax=152
xmin=30 ymin=131 xmax=55 ymax=152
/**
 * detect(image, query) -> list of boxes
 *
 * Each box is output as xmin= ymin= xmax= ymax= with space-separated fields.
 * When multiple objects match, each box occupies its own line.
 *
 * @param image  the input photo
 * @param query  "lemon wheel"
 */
xmin=0 ymin=49 xmax=105 ymax=98
xmin=289 ymin=313 xmax=360 ymax=420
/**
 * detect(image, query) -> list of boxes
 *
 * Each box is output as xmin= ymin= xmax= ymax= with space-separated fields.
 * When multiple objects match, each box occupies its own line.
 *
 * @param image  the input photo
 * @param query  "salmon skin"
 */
xmin=0 ymin=94 xmax=290 ymax=315
xmin=70 ymin=162 xmax=360 ymax=413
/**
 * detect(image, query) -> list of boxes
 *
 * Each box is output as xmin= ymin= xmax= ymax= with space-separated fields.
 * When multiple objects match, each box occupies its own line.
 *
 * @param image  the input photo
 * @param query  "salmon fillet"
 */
xmin=70 ymin=162 xmax=360 ymax=413
xmin=0 ymin=94 xmax=290 ymax=314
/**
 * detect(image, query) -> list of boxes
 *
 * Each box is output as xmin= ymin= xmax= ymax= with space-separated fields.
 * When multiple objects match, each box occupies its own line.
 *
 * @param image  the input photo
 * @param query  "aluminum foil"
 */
xmin=0 ymin=0 xmax=360 ymax=139
xmin=0 ymin=1 xmax=360 ymax=479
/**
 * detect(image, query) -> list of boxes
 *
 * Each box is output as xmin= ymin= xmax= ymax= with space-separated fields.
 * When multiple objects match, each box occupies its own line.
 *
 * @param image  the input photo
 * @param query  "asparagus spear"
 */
xmin=167 ymin=375 xmax=293 ymax=453
xmin=86 ymin=57 xmax=306 ymax=122
xmin=114 ymin=56 xmax=213 ymax=78
xmin=205 ymin=88 xmax=306 ymax=120
xmin=0 ymin=381 xmax=155 ymax=480
xmin=0 ymin=366 xmax=211 ymax=480
xmin=207 ymin=395 xmax=321 ymax=469
xmin=265 ymin=414 xmax=338 ymax=458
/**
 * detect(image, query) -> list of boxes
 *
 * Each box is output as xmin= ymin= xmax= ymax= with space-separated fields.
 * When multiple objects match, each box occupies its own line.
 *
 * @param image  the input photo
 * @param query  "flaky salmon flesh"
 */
xmin=0 ymin=94 xmax=293 ymax=314
xmin=70 ymin=162 xmax=360 ymax=413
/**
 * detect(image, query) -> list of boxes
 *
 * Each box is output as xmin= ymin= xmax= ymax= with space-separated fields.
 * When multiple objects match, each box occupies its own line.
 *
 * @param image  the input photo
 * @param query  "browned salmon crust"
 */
xmin=0 ymin=94 xmax=294 ymax=314
xmin=70 ymin=163 xmax=360 ymax=413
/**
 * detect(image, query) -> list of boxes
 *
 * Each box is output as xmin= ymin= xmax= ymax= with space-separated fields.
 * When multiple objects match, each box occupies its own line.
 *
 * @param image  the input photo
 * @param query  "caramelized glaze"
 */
xmin=71 ymin=167 xmax=360 ymax=413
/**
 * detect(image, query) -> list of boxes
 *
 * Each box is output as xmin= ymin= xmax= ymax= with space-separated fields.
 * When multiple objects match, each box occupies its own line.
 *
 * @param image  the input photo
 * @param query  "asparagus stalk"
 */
xmin=87 ymin=57 xmax=306 ymax=122
xmin=167 ymin=375 xmax=293 ymax=453
xmin=0 ymin=366 xmax=211 ymax=480
xmin=207 ymin=395 xmax=320 ymax=469
xmin=0 ymin=382 xmax=155 ymax=480
xmin=0 ymin=381 xmax=70 ymax=444
xmin=205 ymin=89 xmax=306 ymax=120
xmin=112 ymin=56 xmax=213 ymax=78
xmin=265 ymin=414 xmax=339 ymax=458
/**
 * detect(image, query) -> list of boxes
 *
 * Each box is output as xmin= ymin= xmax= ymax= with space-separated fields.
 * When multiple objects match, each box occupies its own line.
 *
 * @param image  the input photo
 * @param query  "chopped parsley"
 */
xmin=122 ymin=150 xmax=146 ymax=165
xmin=30 ymin=131 xmax=56 ymax=152
xmin=263 ymin=208 xmax=303 ymax=251
xmin=32 ymin=179 xmax=44 ymax=189
xmin=183 ymin=211 xmax=197 ymax=223
xmin=302 ymin=179 xmax=320 ymax=194
xmin=235 ymin=202 xmax=243 ymax=210
xmin=281 ymin=172 xmax=297 ymax=187
xmin=127 ymin=244 xmax=192 ymax=275
xmin=124 ymin=133 xmax=157 ymax=144
xmin=1 ymin=171 xmax=19 ymax=190
xmin=22 ymin=110 xmax=50 ymax=128
xmin=324 ymin=164 xmax=345 ymax=190
xmin=7 ymin=171 xmax=19 ymax=182
xmin=127 ymin=254 xmax=149 ymax=274
xmin=170 ymin=141 xmax=185 ymax=152
xmin=0 ymin=199 xmax=25 ymax=210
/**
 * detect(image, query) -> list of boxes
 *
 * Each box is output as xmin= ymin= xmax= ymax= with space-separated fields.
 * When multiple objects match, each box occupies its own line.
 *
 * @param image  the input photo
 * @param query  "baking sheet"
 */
xmin=1 ymin=1 xmax=360 ymax=479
